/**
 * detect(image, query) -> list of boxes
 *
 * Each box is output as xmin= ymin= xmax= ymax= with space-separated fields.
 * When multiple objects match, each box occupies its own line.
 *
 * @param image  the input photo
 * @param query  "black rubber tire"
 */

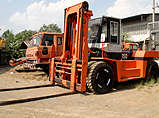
xmin=87 ymin=61 xmax=97 ymax=73
xmin=86 ymin=61 xmax=96 ymax=91
xmin=87 ymin=61 xmax=114 ymax=94
xmin=145 ymin=61 xmax=158 ymax=83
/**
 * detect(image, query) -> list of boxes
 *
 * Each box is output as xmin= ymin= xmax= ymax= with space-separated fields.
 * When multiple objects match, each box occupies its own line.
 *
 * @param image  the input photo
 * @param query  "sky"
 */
xmin=0 ymin=0 xmax=158 ymax=36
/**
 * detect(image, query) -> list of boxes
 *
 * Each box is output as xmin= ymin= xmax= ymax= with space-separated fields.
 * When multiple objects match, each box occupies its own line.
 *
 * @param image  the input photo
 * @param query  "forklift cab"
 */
xmin=88 ymin=16 xmax=122 ymax=60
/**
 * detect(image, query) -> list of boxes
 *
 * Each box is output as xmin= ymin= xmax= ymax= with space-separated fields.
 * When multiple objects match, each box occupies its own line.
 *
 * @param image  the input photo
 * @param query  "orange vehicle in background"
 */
xmin=122 ymin=41 xmax=139 ymax=51
xmin=122 ymin=41 xmax=140 ymax=60
xmin=10 ymin=32 xmax=63 ymax=74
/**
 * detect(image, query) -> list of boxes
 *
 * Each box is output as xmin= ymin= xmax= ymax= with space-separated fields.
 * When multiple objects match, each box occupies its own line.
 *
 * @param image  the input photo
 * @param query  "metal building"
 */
xmin=121 ymin=13 xmax=159 ymax=44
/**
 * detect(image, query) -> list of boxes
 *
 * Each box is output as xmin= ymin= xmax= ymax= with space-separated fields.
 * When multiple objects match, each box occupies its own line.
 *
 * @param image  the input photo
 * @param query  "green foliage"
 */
xmin=144 ymin=79 xmax=156 ymax=87
xmin=2 ymin=29 xmax=14 ymax=41
xmin=2 ymin=30 xmax=26 ymax=62
xmin=121 ymin=32 xmax=132 ymax=43
xmin=39 ymin=23 xmax=62 ymax=33
xmin=15 ymin=30 xmax=37 ymax=41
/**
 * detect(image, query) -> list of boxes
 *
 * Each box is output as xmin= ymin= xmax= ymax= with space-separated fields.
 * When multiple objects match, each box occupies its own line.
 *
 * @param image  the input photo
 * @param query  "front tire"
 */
xmin=87 ymin=61 xmax=114 ymax=94
xmin=86 ymin=61 xmax=96 ymax=91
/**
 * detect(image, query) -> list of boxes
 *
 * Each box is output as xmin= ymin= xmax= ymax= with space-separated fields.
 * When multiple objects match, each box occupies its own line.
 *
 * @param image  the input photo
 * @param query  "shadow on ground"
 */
xmin=0 ymin=65 xmax=14 ymax=75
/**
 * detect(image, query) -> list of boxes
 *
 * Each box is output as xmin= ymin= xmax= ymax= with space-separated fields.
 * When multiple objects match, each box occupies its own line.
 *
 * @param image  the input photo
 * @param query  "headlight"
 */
xmin=34 ymin=60 xmax=37 ymax=63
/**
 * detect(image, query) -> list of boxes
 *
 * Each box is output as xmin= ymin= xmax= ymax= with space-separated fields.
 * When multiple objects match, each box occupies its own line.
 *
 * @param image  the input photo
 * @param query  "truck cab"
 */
xmin=26 ymin=32 xmax=63 ymax=69
xmin=88 ymin=16 xmax=122 ymax=60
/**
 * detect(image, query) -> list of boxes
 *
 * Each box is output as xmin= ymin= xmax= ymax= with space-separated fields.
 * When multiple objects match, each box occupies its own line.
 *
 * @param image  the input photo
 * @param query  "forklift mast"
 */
xmin=50 ymin=1 xmax=93 ymax=92
xmin=62 ymin=1 xmax=92 ymax=60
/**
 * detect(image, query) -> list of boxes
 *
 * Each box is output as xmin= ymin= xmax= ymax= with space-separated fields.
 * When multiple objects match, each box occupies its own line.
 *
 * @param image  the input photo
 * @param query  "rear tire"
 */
xmin=145 ymin=61 xmax=158 ymax=83
xmin=87 ymin=61 xmax=114 ymax=94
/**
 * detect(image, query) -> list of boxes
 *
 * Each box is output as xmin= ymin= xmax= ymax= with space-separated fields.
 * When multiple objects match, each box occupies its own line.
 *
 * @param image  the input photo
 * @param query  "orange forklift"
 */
xmin=10 ymin=32 xmax=63 ymax=74
xmin=49 ymin=1 xmax=158 ymax=94
xmin=1 ymin=1 xmax=158 ymax=106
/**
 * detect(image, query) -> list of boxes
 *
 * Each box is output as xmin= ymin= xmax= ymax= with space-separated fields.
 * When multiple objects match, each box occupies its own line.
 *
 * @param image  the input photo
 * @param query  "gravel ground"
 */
xmin=0 ymin=65 xmax=159 ymax=118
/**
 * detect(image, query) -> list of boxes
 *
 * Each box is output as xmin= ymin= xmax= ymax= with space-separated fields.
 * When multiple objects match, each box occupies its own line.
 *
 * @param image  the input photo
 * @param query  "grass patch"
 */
xmin=113 ymin=79 xmax=144 ymax=90
xmin=136 ymin=82 xmax=144 ymax=90
xmin=113 ymin=78 xmax=158 ymax=91
xmin=144 ymin=79 xmax=156 ymax=87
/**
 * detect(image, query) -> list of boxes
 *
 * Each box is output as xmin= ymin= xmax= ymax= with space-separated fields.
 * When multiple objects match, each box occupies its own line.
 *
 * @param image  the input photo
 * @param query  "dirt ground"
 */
xmin=0 ymin=65 xmax=159 ymax=118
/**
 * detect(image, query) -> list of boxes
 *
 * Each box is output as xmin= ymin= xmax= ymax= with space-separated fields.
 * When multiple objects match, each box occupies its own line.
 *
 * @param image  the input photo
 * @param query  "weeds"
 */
xmin=114 ymin=79 xmax=143 ymax=90
xmin=144 ymin=79 xmax=156 ymax=87
xmin=136 ymin=82 xmax=144 ymax=90
xmin=114 ymin=78 xmax=158 ymax=91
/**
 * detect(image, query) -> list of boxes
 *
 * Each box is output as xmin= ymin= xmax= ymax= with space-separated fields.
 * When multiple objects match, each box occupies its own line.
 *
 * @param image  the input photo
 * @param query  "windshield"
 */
xmin=29 ymin=34 xmax=42 ymax=47
xmin=88 ymin=18 xmax=101 ymax=43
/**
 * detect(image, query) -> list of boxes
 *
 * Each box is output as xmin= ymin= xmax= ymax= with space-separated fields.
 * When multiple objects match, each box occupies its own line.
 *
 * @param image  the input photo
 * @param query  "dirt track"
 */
xmin=0 ymin=65 xmax=159 ymax=118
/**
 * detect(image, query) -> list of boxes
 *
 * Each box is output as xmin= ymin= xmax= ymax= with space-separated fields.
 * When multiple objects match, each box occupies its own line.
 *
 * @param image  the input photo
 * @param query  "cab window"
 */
xmin=130 ymin=45 xmax=133 ymax=50
xmin=133 ymin=45 xmax=138 ymax=51
xmin=57 ymin=37 xmax=62 ymax=45
xmin=41 ymin=34 xmax=54 ymax=46
xmin=110 ymin=21 xmax=118 ymax=43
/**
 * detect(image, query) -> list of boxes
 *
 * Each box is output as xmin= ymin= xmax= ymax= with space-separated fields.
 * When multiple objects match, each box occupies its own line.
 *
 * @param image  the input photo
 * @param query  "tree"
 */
xmin=2 ymin=29 xmax=14 ymax=40
xmin=39 ymin=23 xmax=62 ymax=33
xmin=15 ymin=30 xmax=37 ymax=41
xmin=2 ymin=30 xmax=15 ymax=61
xmin=2 ymin=30 xmax=25 ymax=61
